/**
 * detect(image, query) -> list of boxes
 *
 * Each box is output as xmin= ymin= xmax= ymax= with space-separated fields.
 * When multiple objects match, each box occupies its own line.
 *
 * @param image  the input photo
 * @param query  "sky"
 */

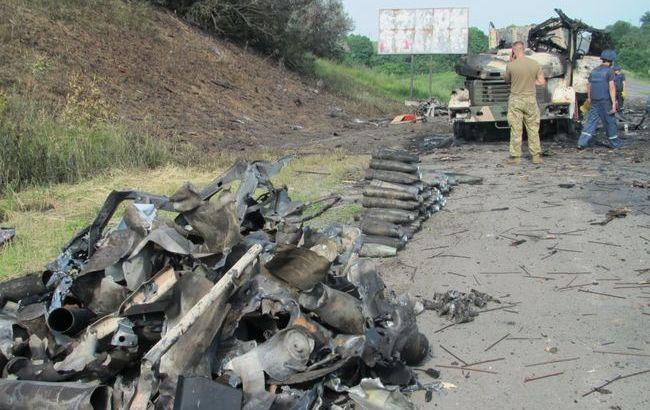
xmin=341 ymin=0 xmax=647 ymax=39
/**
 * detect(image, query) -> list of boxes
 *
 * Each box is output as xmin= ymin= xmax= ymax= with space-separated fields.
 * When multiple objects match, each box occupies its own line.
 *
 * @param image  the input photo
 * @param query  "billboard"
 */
xmin=378 ymin=8 xmax=469 ymax=55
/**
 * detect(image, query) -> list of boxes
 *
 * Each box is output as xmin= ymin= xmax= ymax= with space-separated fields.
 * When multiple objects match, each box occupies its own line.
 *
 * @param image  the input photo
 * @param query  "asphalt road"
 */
xmin=377 ymin=136 xmax=650 ymax=409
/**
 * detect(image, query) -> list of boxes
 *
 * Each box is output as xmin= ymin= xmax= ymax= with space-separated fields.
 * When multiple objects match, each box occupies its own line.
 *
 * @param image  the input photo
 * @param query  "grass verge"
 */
xmin=0 ymin=153 xmax=368 ymax=278
xmin=314 ymin=59 xmax=462 ymax=110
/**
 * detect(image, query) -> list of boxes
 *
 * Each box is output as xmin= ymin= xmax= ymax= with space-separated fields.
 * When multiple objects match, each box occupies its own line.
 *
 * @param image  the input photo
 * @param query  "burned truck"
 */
xmin=449 ymin=9 xmax=612 ymax=139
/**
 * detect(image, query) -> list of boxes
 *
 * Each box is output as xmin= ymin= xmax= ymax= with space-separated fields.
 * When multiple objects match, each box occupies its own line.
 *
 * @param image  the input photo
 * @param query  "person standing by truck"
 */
xmin=504 ymin=41 xmax=546 ymax=165
xmin=577 ymin=50 xmax=623 ymax=149
xmin=613 ymin=65 xmax=626 ymax=110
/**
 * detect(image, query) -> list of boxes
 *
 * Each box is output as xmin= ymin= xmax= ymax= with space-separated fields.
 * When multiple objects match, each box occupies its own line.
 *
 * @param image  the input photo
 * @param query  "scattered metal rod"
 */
xmin=600 ymin=341 xmax=615 ymax=346
xmin=554 ymin=248 xmax=583 ymax=253
xmin=507 ymin=337 xmax=543 ymax=340
xmin=480 ymin=303 xmax=520 ymax=314
xmin=613 ymin=284 xmax=650 ymax=289
xmin=640 ymin=235 xmax=650 ymax=242
xmin=578 ymin=289 xmax=626 ymax=299
xmin=434 ymin=323 xmax=457 ymax=334
xmin=422 ymin=245 xmax=449 ymax=251
xmin=503 ymin=309 xmax=519 ymax=314
xmin=546 ymin=271 xmax=592 ymax=275
xmin=592 ymin=350 xmax=650 ymax=357
xmin=594 ymin=278 xmax=621 ymax=281
xmin=565 ymin=275 xmax=579 ymax=288
xmin=443 ymin=229 xmax=469 ymax=236
xmin=582 ymin=369 xmax=650 ymax=397
xmin=549 ymin=229 xmax=587 ymax=235
xmin=556 ymin=282 xmax=598 ymax=291
xmin=587 ymin=240 xmax=621 ymax=248
xmin=479 ymin=271 xmax=522 ymax=275
xmin=520 ymin=265 xmax=532 ymax=276
xmin=473 ymin=274 xmax=481 ymax=286
xmin=524 ymin=357 xmax=580 ymax=368
xmin=524 ymin=275 xmax=555 ymax=281
xmin=524 ymin=371 xmax=564 ymax=383
xmin=432 ymin=254 xmax=471 ymax=259
xmin=484 ymin=333 xmax=511 ymax=352
xmin=434 ymin=364 xmax=498 ymax=375
xmin=439 ymin=345 xmax=468 ymax=366
xmin=446 ymin=271 xmax=467 ymax=278
xmin=463 ymin=357 xmax=505 ymax=367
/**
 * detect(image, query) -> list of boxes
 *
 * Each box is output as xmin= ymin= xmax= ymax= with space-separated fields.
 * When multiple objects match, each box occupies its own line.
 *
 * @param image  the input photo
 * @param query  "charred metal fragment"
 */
xmin=47 ymin=306 xmax=96 ymax=336
xmin=299 ymin=283 xmax=365 ymax=334
xmin=0 ymin=379 xmax=111 ymax=410
xmin=265 ymin=245 xmax=330 ymax=290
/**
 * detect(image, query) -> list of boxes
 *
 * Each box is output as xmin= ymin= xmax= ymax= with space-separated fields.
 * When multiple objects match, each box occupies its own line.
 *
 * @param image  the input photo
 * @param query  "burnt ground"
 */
xmin=356 ymin=105 xmax=650 ymax=408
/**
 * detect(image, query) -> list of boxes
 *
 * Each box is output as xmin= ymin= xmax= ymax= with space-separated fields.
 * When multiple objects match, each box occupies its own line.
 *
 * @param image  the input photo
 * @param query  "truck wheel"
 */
xmin=453 ymin=122 xmax=465 ymax=140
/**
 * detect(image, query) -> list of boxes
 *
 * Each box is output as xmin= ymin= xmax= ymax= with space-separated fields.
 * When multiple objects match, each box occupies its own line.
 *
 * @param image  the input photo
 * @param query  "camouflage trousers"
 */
xmin=507 ymin=96 xmax=541 ymax=158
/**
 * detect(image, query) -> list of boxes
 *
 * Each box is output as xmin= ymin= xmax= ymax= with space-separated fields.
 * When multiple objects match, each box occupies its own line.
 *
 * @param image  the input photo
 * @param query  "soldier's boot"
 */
xmin=507 ymin=157 xmax=521 ymax=165
xmin=531 ymin=155 xmax=543 ymax=164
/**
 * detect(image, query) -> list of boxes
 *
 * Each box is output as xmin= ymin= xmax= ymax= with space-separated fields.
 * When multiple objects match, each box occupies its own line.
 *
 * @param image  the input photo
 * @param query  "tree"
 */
xmin=641 ymin=11 xmax=650 ymax=26
xmin=344 ymin=34 xmax=375 ymax=66
xmin=468 ymin=27 xmax=488 ymax=53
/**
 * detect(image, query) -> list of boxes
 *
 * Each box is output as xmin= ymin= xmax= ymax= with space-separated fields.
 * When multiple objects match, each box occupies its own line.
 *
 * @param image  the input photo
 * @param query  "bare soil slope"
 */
xmin=0 ymin=0 xmax=379 ymax=151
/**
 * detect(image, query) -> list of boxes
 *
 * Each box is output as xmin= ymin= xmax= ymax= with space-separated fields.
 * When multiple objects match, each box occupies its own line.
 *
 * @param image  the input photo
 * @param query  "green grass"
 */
xmin=0 ymin=94 xmax=170 ymax=192
xmin=0 ymin=153 xmax=368 ymax=278
xmin=314 ymin=59 xmax=462 ymax=110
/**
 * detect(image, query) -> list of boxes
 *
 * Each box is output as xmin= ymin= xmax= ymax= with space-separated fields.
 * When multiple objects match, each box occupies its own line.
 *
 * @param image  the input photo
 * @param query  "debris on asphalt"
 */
xmin=361 ymin=148 xmax=450 ymax=257
xmin=0 ymin=157 xmax=436 ymax=409
xmin=421 ymin=289 xmax=500 ymax=323
xmin=590 ymin=207 xmax=630 ymax=226
xmin=0 ymin=228 xmax=15 ymax=247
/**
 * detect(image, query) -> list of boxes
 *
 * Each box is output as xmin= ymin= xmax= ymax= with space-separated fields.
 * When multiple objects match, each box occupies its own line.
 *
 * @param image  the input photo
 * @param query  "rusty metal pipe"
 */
xmin=361 ymin=220 xmax=406 ymax=239
xmin=363 ymin=186 xmax=420 ymax=201
xmin=373 ymin=148 xmax=419 ymax=163
xmin=362 ymin=209 xmax=418 ymax=224
xmin=363 ymin=235 xmax=406 ymax=250
xmin=368 ymin=180 xmax=421 ymax=195
xmin=0 ymin=379 xmax=110 ymax=410
xmin=369 ymin=159 xmax=419 ymax=174
xmin=365 ymin=169 xmax=421 ymax=185
xmin=46 ymin=307 xmax=96 ymax=336
xmin=362 ymin=197 xmax=420 ymax=210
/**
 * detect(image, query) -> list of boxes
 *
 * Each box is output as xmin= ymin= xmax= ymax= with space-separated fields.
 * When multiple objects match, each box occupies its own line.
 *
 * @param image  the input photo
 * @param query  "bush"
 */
xmin=155 ymin=0 xmax=352 ymax=70
xmin=0 ymin=95 xmax=169 ymax=192
xmin=607 ymin=16 xmax=650 ymax=78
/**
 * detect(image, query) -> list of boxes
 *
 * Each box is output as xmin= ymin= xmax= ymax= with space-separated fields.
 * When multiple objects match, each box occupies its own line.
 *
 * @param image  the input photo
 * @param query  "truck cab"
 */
xmin=449 ymin=9 xmax=612 ymax=140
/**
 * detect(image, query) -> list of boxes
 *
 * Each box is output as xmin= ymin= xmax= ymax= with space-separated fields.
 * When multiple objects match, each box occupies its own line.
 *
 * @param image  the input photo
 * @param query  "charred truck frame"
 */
xmin=449 ymin=9 xmax=612 ymax=139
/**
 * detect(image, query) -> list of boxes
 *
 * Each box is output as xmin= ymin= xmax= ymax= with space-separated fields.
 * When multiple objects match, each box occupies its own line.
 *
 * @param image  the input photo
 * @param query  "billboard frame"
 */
xmin=378 ymin=7 xmax=470 ymax=56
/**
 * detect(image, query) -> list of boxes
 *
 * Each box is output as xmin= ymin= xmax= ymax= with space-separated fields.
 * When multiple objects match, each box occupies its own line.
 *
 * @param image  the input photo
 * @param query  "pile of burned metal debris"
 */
xmin=0 ymin=157 xmax=435 ymax=409
xmin=360 ymin=149 xmax=450 ymax=257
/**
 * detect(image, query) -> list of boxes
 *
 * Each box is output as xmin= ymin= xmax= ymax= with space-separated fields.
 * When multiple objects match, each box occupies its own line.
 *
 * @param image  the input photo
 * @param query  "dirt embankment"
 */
xmin=0 ymin=1 xmax=384 ymax=152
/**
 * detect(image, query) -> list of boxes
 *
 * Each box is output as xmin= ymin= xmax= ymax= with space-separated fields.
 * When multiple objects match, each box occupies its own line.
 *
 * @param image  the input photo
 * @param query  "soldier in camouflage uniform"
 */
xmin=504 ymin=41 xmax=546 ymax=165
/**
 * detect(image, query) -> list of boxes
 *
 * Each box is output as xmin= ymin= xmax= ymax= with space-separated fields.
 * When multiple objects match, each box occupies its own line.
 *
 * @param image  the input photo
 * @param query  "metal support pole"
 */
xmin=428 ymin=55 xmax=433 ymax=98
xmin=409 ymin=54 xmax=415 ymax=98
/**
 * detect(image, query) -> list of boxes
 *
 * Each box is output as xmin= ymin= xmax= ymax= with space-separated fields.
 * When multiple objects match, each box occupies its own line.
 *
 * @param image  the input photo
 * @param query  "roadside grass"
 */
xmin=0 ymin=94 xmax=171 ymax=192
xmin=0 ymin=153 xmax=368 ymax=278
xmin=314 ymin=59 xmax=462 ymax=109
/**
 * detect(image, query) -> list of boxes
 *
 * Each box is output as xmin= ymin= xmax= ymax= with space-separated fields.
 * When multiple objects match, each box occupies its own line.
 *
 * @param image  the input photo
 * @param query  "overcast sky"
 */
xmin=341 ymin=0 xmax=647 ymax=39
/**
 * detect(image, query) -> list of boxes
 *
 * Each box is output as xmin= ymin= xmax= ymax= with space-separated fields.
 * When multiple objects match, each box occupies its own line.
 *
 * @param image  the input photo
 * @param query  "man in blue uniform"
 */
xmin=613 ymin=65 xmax=626 ymax=110
xmin=577 ymin=50 xmax=623 ymax=149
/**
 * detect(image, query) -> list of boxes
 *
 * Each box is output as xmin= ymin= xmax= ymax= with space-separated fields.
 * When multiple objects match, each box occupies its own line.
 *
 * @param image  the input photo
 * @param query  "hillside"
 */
xmin=0 ymin=0 xmax=385 ymax=153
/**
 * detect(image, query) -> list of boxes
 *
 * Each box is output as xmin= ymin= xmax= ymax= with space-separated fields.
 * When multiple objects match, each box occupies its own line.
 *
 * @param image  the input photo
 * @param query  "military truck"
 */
xmin=449 ymin=9 xmax=612 ymax=139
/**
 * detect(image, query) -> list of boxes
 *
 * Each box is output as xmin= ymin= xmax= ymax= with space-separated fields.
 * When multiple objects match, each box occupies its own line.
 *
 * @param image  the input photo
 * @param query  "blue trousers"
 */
xmin=578 ymin=99 xmax=618 ymax=147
